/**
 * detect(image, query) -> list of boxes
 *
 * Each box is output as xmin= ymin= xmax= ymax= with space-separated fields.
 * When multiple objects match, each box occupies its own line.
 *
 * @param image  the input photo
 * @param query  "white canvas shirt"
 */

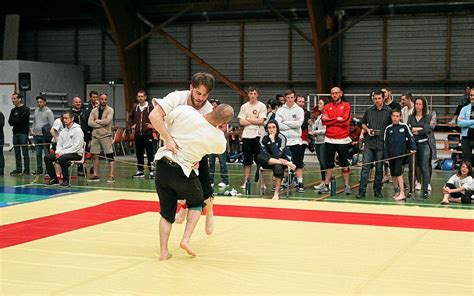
xmin=237 ymin=101 xmax=267 ymax=139
xmin=153 ymin=90 xmax=212 ymax=116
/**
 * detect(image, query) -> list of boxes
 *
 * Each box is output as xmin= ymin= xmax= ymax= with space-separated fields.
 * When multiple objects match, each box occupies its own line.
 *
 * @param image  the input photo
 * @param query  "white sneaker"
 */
xmin=428 ymin=184 xmax=432 ymax=191
xmin=218 ymin=182 xmax=229 ymax=188
xmin=415 ymin=181 xmax=421 ymax=191
xmin=314 ymin=183 xmax=326 ymax=190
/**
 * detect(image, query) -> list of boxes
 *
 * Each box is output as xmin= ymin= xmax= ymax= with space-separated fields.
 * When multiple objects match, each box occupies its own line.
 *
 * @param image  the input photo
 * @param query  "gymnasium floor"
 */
xmin=1 ymin=152 xmax=473 ymax=295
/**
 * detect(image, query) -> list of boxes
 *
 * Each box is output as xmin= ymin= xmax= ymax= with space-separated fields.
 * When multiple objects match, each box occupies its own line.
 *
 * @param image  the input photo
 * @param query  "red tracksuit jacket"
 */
xmin=321 ymin=100 xmax=352 ymax=139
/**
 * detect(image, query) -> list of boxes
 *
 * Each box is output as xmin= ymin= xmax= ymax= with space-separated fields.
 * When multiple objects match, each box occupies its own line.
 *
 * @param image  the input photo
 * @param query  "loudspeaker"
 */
xmin=18 ymin=72 xmax=31 ymax=91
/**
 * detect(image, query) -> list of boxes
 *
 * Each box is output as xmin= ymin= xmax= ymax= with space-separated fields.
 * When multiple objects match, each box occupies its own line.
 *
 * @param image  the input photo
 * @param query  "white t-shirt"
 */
xmin=154 ymin=105 xmax=227 ymax=177
xmin=237 ymin=101 xmax=267 ymax=139
xmin=446 ymin=174 xmax=473 ymax=190
xmin=153 ymin=90 xmax=212 ymax=116
xmin=51 ymin=118 xmax=64 ymax=143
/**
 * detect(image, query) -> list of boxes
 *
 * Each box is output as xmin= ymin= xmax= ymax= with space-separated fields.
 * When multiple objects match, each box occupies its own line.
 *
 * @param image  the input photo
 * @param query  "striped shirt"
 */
xmin=361 ymin=104 xmax=392 ymax=150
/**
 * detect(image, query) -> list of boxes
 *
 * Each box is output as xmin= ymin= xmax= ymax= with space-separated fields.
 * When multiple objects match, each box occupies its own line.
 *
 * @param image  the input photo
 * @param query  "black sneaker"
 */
xmin=374 ymin=191 xmax=383 ymax=198
xmin=356 ymin=191 xmax=365 ymax=199
xmin=132 ymin=171 xmax=145 ymax=178
xmin=88 ymin=175 xmax=100 ymax=182
xmin=10 ymin=169 xmax=22 ymax=175
xmin=23 ymin=170 xmax=30 ymax=175
xmin=46 ymin=179 xmax=59 ymax=186
xmin=59 ymin=180 xmax=70 ymax=187
xmin=32 ymin=170 xmax=43 ymax=175
xmin=423 ymin=191 xmax=429 ymax=199
xmin=297 ymin=183 xmax=305 ymax=193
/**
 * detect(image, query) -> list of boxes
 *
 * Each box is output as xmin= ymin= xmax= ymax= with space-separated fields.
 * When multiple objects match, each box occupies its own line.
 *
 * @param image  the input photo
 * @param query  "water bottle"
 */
xmin=245 ymin=180 xmax=251 ymax=196
xmin=330 ymin=176 xmax=336 ymax=196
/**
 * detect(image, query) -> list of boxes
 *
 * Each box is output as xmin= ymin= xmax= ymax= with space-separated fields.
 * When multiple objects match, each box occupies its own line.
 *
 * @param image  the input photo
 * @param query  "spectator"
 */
xmin=88 ymin=93 xmax=115 ymax=183
xmin=457 ymin=88 xmax=474 ymax=165
xmin=257 ymin=119 xmax=296 ymax=200
xmin=44 ymin=111 xmax=84 ymax=187
xmin=441 ymin=160 xmax=473 ymax=205
xmin=311 ymin=98 xmax=327 ymax=191
xmin=407 ymin=97 xmax=434 ymax=199
xmin=348 ymin=120 xmax=362 ymax=164
xmin=356 ymin=91 xmax=392 ymax=199
xmin=238 ymin=87 xmax=267 ymax=188
xmin=83 ymin=91 xmax=99 ymax=172
xmin=0 ymin=111 xmax=4 ymax=176
xmin=381 ymin=87 xmax=402 ymax=111
xmin=31 ymin=96 xmax=54 ymax=175
xmin=320 ymin=86 xmax=352 ymax=195
xmin=384 ymin=109 xmax=417 ymax=201
xmin=8 ymin=93 xmax=30 ymax=175
xmin=129 ymin=90 xmax=155 ymax=179
xmin=264 ymin=99 xmax=282 ymax=127
xmin=296 ymin=94 xmax=311 ymax=148
xmin=276 ymin=94 xmax=285 ymax=105
xmin=50 ymin=116 xmax=65 ymax=179
xmin=451 ymin=84 xmax=472 ymax=125
xmin=276 ymin=90 xmax=305 ymax=192
xmin=70 ymin=96 xmax=88 ymax=176
xmin=400 ymin=92 xmax=414 ymax=123
xmin=208 ymin=98 xmax=229 ymax=188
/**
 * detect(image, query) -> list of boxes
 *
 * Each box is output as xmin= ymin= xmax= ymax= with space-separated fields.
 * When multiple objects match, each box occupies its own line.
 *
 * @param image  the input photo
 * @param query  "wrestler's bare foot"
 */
xmin=205 ymin=210 xmax=214 ymax=235
xmin=159 ymin=253 xmax=173 ymax=261
xmin=175 ymin=207 xmax=187 ymax=224
xmin=180 ymin=241 xmax=196 ymax=257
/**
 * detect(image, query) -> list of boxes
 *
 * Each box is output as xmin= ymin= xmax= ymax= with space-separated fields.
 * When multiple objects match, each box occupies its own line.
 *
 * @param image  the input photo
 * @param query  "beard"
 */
xmin=190 ymin=93 xmax=206 ymax=109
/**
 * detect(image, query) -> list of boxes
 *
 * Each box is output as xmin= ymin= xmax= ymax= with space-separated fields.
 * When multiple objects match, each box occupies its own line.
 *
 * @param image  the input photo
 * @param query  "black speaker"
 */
xmin=18 ymin=72 xmax=31 ymax=91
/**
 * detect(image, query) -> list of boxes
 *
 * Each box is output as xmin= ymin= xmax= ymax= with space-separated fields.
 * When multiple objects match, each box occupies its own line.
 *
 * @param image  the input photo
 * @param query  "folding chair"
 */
xmin=112 ymin=128 xmax=125 ymax=156
xmin=68 ymin=142 xmax=88 ymax=185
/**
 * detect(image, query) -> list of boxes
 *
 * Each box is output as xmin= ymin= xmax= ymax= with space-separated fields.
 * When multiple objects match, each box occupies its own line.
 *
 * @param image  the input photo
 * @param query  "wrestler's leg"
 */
xmin=204 ymin=197 xmax=214 ymax=235
xmin=159 ymin=217 xmax=173 ymax=260
xmin=180 ymin=208 xmax=201 ymax=257
xmin=175 ymin=200 xmax=187 ymax=224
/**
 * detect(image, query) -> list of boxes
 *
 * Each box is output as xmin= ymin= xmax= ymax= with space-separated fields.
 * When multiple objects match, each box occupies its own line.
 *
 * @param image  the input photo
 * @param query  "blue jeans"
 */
xmin=34 ymin=135 xmax=50 ymax=172
xmin=409 ymin=141 xmax=432 ymax=193
xmin=358 ymin=146 xmax=384 ymax=193
xmin=209 ymin=153 xmax=229 ymax=185
xmin=13 ymin=133 xmax=29 ymax=172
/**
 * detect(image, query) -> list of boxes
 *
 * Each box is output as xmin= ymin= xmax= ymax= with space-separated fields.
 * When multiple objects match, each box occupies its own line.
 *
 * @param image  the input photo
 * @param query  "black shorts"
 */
xmin=242 ymin=137 xmax=261 ymax=166
xmin=389 ymin=158 xmax=403 ymax=177
xmin=155 ymin=159 xmax=204 ymax=224
xmin=289 ymin=145 xmax=305 ymax=169
xmin=325 ymin=142 xmax=350 ymax=169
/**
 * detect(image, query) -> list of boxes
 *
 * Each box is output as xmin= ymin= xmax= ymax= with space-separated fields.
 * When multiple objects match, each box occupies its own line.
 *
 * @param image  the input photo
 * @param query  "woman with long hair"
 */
xmin=441 ymin=160 xmax=473 ymax=205
xmin=311 ymin=97 xmax=328 ymax=191
xmin=407 ymin=97 xmax=435 ymax=199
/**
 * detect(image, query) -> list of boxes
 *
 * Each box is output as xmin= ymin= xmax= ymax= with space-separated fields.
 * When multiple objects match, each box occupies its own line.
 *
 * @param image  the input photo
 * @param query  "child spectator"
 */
xmin=384 ymin=109 xmax=416 ymax=201
xmin=441 ymin=160 xmax=473 ymax=205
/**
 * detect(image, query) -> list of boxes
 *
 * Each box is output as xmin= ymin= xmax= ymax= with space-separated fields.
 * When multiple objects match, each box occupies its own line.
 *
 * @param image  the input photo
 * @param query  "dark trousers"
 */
xmin=198 ymin=155 xmax=213 ymax=199
xmin=13 ymin=133 xmax=29 ymax=172
xmin=209 ymin=152 xmax=229 ymax=185
xmin=0 ymin=140 xmax=4 ymax=173
xmin=34 ymin=135 xmax=50 ymax=172
xmin=314 ymin=143 xmax=326 ymax=181
xmin=409 ymin=141 xmax=432 ymax=192
xmin=461 ymin=137 xmax=474 ymax=165
xmin=358 ymin=146 xmax=384 ymax=194
xmin=44 ymin=153 xmax=81 ymax=182
xmin=134 ymin=133 xmax=154 ymax=172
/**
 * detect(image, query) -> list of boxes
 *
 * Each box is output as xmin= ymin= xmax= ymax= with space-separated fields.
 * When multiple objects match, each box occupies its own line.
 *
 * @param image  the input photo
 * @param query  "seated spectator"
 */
xmin=44 ymin=111 xmax=84 ymax=187
xmin=257 ymin=119 xmax=296 ymax=200
xmin=348 ymin=120 xmax=362 ymax=165
xmin=441 ymin=161 xmax=473 ymax=205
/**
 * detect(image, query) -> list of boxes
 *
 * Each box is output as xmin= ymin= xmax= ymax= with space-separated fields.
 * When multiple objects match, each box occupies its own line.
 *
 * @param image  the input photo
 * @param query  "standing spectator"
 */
xmin=451 ymin=85 xmax=472 ymax=125
xmin=70 ymin=96 xmax=88 ymax=176
xmin=263 ymin=99 xmax=281 ymax=127
xmin=296 ymin=94 xmax=311 ymax=148
xmin=83 ymin=91 xmax=99 ymax=172
xmin=407 ymin=97 xmax=434 ymax=199
xmin=382 ymin=87 xmax=402 ymax=111
xmin=129 ymin=90 xmax=155 ymax=178
xmin=319 ymin=86 xmax=352 ymax=195
xmin=348 ymin=120 xmax=362 ymax=164
xmin=44 ymin=111 xmax=84 ymax=187
xmin=0 ymin=111 xmax=4 ymax=176
xmin=400 ymin=92 xmax=414 ymax=123
xmin=457 ymin=88 xmax=474 ymax=165
xmin=88 ymin=93 xmax=115 ymax=183
xmin=257 ymin=119 xmax=296 ymax=200
xmin=356 ymin=91 xmax=392 ymax=199
xmin=31 ymin=96 xmax=54 ymax=175
xmin=440 ymin=161 xmax=473 ymax=205
xmin=384 ymin=109 xmax=417 ymax=201
xmin=276 ymin=90 xmax=305 ymax=192
xmin=311 ymin=98 xmax=327 ymax=191
xmin=8 ymin=93 xmax=30 ymax=175
xmin=238 ymin=87 xmax=267 ymax=188
xmin=208 ymin=98 xmax=229 ymax=187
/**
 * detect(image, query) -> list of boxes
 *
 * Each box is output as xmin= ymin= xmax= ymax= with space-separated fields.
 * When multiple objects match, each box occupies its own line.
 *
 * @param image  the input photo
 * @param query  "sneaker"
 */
xmin=344 ymin=185 xmax=352 ymax=195
xmin=10 ymin=169 xmax=22 ymax=175
xmin=218 ymin=182 xmax=229 ymax=188
xmin=427 ymin=184 xmax=432 ymax=191
xmin=23 ymin=170 xmax=30 ymax=175
xmin=374 ymin=191 xmax=383 ymax=198
xmin=423 ymin=191 xmax=429 ymax=199
xmin=415 ymin=181 xmax=421 ymax=191
xmin=318 ymin=184 xmax=329 ymax=194
xmin=32 ymin=170 xmax=43 ymax=175
xmin=46 ymin=179 xmax=59 ymax=186
xmin=356 ymin=191 xmax=365 ymax=199
xmin=132 ymin=171 xmax=145 ymax=178
xmin=107 ymin=177 xmax=115 ymax=183
xmin=59 ymin=180 xmax=70 ymax=187
xmin=314 ymin=183 xmax=326 ymax=191
xmin=77 ymin=170 xmax=85 ymax=177
xmin=297 ymin=183 xmax=305 ymax=193
xmin=88 ymin=175 xmax=100 ymax=182
xmin=149 ymin=171 xmax=154 ymax=179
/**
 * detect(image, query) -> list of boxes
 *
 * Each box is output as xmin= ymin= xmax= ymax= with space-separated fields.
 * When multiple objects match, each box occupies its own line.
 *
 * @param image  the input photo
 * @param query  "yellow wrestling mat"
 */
xmin=1 ymin=190 xmax=473 ymax=295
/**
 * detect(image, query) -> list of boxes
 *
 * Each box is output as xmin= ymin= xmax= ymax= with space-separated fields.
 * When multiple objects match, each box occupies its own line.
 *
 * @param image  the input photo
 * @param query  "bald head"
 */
xmin=207 ymin=104 xmax=234 ymax=126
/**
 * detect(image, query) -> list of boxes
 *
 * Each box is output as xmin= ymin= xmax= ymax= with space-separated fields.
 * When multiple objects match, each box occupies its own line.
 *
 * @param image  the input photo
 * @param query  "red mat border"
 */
xmin=1 ymin=199 xmax=473 ymax=248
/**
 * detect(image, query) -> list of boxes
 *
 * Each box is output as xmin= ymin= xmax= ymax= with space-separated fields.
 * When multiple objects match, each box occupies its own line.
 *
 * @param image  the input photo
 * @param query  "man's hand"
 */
xmin=131 ymin=124 xmax=136 ymax=129
xmin=192 ymin=161 xmax=200 ymax=169
xmin=165 ymin=138 xmax=179 ymax=154
xmin=55 ymin=153 xmax=62 ymax=159
xmin=367 ymin=129 xmax=374 ymax=136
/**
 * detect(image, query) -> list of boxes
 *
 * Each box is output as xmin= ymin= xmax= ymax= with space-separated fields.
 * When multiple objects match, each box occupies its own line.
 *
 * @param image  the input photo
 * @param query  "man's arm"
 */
xmin=149 ymin=103 xmax=178 ymax=153
xmin=47 ymin=110 xmax=55 ymax=126
xmin=96 ymin=109 xmax=114 ymax=126
xmin=88 ymin=110 xmax=101 ymax=128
